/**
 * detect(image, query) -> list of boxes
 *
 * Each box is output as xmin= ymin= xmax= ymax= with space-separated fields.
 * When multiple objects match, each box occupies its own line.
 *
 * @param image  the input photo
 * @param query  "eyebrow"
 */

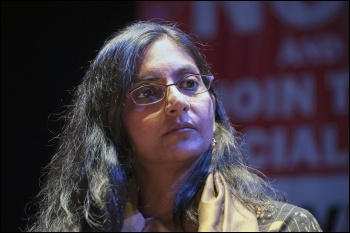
xmin=132 ymin=76 xmax=160 ymax=85
xmin=133 ymin=64 xmax=199 ymax=84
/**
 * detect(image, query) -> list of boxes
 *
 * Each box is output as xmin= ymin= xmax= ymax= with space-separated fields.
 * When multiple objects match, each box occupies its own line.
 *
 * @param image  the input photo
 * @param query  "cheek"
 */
xmin=123 ymin=116 xmax=147 ymax=152
xmin=122 ymin=105 xmax=160 ymax=148
xmin=122 ymin=103 xmax=145 ymax=143
xmin=195 ymin=97 xmax=215 ymax=137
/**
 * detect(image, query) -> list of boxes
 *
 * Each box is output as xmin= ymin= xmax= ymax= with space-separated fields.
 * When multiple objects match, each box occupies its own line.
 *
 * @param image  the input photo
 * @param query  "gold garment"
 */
xmin=121 ymin=172 xmax=259 ymax=232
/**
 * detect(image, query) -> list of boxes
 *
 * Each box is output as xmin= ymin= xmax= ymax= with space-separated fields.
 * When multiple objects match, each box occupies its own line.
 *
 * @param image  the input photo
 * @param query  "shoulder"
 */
xmin=257 ymin=201 xmax=322 ymax=232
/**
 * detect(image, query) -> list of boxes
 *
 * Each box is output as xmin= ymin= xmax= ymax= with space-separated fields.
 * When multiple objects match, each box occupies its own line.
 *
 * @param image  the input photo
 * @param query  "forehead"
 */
xmin=136 ymin=37 xmax=199 ymax=79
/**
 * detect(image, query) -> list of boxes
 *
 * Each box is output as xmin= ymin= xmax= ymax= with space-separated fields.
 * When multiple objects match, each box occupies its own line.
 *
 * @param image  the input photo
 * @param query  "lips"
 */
xmin=165 ymin=122 xmax=196 ymax=135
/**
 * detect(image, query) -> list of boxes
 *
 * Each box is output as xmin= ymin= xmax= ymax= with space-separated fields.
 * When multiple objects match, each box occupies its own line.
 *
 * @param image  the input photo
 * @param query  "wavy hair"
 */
xmin=26 ymin=20 xmax=285 ymax=232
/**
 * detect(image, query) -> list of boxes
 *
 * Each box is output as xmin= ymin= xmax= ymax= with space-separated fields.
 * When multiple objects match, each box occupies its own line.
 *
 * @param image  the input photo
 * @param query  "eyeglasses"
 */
xmin=128 ymin=74 xmax=214 ymax=105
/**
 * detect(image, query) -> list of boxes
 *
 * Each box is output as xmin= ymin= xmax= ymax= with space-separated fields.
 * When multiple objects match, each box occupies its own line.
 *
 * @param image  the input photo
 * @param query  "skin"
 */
xmin=122 ymin=37 xmax=215 ymax=230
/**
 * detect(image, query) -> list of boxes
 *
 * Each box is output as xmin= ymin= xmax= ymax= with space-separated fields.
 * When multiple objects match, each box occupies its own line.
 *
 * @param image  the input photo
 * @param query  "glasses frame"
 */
xmin=128 ymin=74 xmax=214 ymax=106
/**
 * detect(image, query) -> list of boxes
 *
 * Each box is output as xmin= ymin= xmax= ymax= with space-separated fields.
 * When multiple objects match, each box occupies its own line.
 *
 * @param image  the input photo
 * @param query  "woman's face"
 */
xmin=122 ymin=37 xmax=215 ymax=166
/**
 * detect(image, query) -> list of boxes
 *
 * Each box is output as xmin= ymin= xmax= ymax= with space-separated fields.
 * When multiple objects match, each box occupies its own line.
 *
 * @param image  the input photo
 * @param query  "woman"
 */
xmin=26 ymin=21 xmax=322 ymax=232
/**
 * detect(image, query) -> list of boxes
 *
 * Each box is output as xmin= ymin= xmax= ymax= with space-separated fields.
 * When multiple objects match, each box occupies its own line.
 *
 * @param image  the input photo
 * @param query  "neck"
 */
xmin=133 ymin=158 xmax=199 ymax=221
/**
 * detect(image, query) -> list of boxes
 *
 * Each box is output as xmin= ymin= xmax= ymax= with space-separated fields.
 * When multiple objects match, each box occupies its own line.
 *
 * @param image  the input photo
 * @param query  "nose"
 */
xmin=164 ymin=85 xmax=190 ymax=116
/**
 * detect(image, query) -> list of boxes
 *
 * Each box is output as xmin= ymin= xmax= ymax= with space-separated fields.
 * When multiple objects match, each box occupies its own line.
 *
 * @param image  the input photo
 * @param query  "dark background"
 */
xmin=1 ymin=1 xmax=136 ymax=231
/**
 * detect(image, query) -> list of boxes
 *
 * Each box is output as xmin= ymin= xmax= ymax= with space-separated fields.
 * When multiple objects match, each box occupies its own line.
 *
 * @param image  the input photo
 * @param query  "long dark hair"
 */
xmin=26 ymin=20 xmax=285 ymax=232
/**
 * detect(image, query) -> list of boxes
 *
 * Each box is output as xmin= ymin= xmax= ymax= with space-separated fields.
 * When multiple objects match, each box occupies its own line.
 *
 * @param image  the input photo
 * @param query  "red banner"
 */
xmin=137 ymin=1 xmax=349 ymax=176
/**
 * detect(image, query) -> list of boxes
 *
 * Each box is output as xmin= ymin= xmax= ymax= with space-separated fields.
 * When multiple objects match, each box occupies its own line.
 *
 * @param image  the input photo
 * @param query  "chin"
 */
xmin=171 ymin=140 xmax=209 ymax=157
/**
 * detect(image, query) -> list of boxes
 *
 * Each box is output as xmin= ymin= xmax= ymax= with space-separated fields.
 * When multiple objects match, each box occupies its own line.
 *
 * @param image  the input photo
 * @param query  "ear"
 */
xmin=210 ymin=94 xmax=216 ymax=133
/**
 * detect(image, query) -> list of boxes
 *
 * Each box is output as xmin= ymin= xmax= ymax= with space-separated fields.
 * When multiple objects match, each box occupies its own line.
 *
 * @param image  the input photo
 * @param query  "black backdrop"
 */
xmin=1 ymin=2 xmax=136 ymax=231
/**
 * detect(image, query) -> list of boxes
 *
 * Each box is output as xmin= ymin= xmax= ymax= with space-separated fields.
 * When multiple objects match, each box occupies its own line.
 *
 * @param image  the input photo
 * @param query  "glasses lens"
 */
xmin=201 ymin=75 xmax=213 ymax=90
xmin=131 ymin=85 xmax=165 ymax=105
xmin=178 ymin=75 xmax=212 ymax=95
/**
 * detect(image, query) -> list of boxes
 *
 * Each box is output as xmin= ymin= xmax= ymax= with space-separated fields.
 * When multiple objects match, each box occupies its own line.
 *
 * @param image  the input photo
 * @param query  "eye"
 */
xmin=133 ymin=86 xmax=157 ymax=99
xmin=131 ymin=85 xmax=165 ymax=104
xmin=178 ymin=76 xmax=200 ymax=92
